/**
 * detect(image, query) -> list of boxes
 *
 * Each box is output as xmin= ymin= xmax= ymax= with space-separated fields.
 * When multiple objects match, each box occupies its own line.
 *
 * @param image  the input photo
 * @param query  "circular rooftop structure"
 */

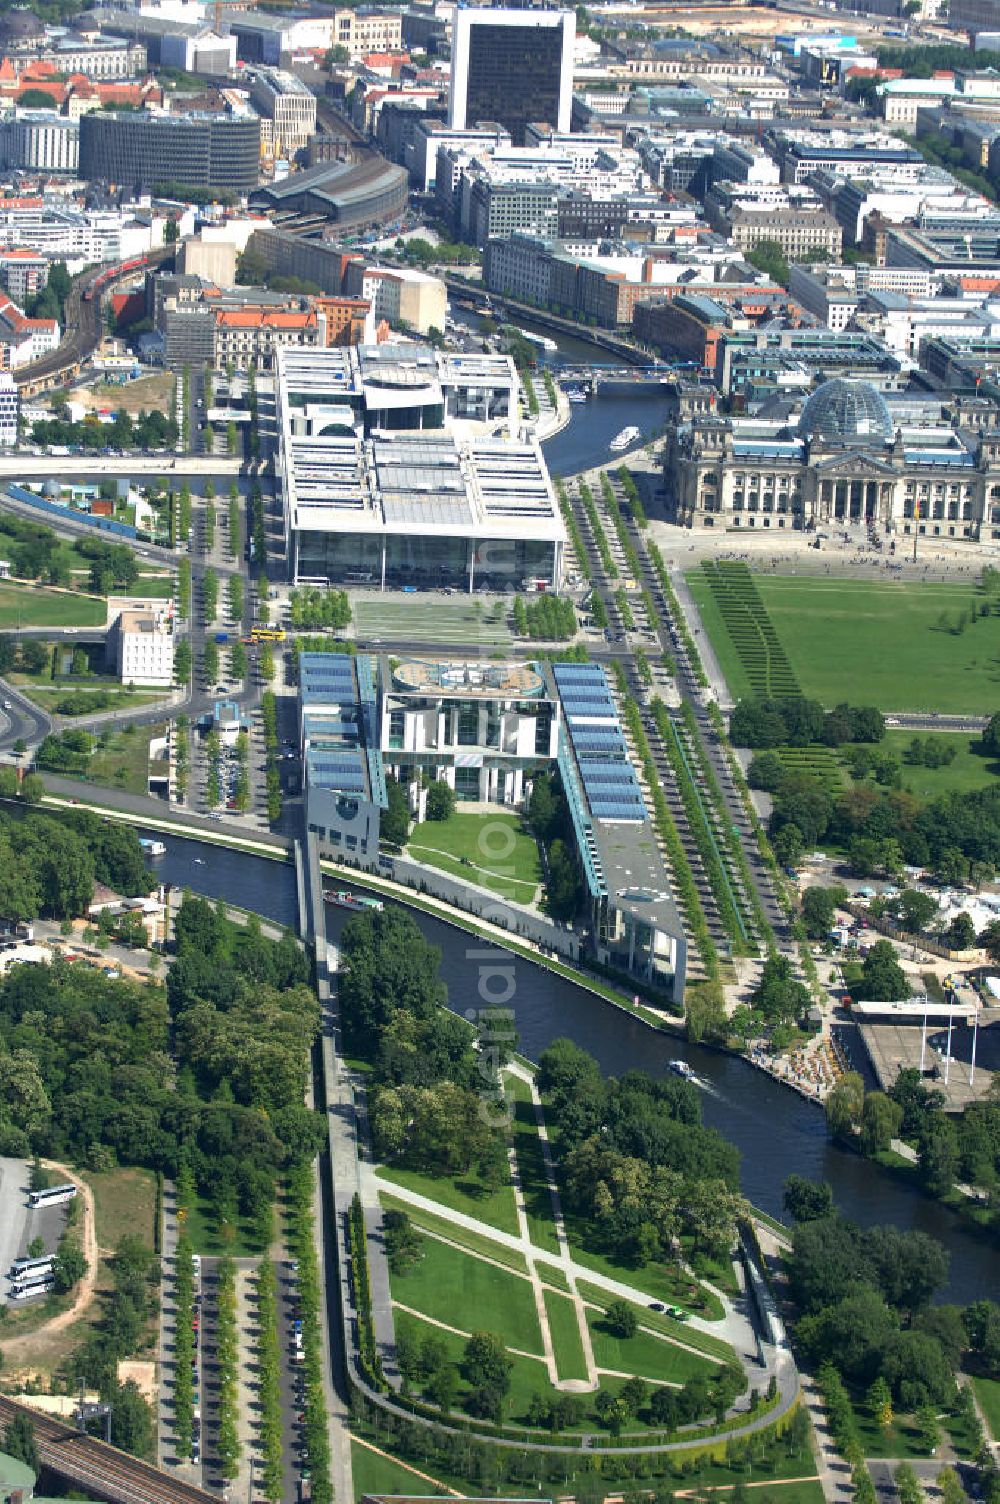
xmin=392 ymin=659 xmax=545 ymax=698
xmin=798 ymin=379 xmax=894 ymax=445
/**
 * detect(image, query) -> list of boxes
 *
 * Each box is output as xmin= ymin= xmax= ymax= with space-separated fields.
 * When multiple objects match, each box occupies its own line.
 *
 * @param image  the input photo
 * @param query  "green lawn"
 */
xmin=350 ymin=1439 xmax=451 ymax=1500
xmin=687 ymin=572 xmax=1000 ymax=714
xmin=378 ymin=1160 xmax=519 ymax=1237
xmin=586 ymin=1307 xmax=718 ymax=1384
xmin=392 ymin=1306 xmax=552 ymax=1423
xmin=407 ymin=811 xmax=542 ymax=905
xmin=544 ymin=1287 xmax=589 ymax=1383
xmin=181 ymin=1189 xmax=270 ymax=1257
xmin=379 ymin=1191 xmax=528 ymax=1275
xmin=389 ymin=1235 xmax=545 ymax=1354
xmin=507 ymin=1074 xmax=561 ymax=1254
xmin=852 ymin=1401 xmax=940 ymax=1460
xmin=0 ymin=581 xmax=106 ymax=627
xmin=878 ymin=730 xmax=1000 ymax=799
xmin=79 ymin=723 xmax=167 ymax=797
xmin=577 ymin=1281 xmax=734 ymax=1362
xmin=974 ymin=1376 xmax=1000 ymax=1439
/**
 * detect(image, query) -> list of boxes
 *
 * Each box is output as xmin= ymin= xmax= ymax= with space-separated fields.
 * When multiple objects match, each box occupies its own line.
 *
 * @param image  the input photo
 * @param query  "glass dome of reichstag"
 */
xmin=797 ymin=378 xmax=894 ymax=445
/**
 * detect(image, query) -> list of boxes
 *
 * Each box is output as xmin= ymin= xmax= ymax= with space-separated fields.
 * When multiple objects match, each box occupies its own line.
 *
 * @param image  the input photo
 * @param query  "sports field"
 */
xmin=354 ymin=599 xmax=511 ymax=651
xmin=687 ymin=572 xmax=1000 ymax=713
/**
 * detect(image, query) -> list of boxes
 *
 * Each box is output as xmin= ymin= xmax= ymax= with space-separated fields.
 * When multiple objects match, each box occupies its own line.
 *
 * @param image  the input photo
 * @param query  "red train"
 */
xmin=81 ymin=253 xmax=154 ymax=303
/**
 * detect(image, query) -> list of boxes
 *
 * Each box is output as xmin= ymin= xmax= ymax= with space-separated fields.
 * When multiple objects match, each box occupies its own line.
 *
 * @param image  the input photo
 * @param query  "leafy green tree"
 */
xmin=3 ymin=1414 xmax=39 ymax=1474
xmin=825 ymin=1072 xmax=865 ymax=1142
xmin=861 ymin=940 xmax=910 ymax=1000
xmin=425 ymin=779 xmax=455 ymax=822
xmin=462 ymin=1331 xmax=513 ymax=1422
xmin=381 ymin=778 xmax=410 ymax=846
xmin=52 ymin=1236 xmax=87 ymax=1293
xmin=868 ymin=1376 xmax=893 ymax=1428
xmin=606 ymin=1299 xmax=638 ymax=1339
xmin=860 ymin=1091 xmax=903 ymax=1157
xmin=783 ymin=1175 xmax=834 ymax=1222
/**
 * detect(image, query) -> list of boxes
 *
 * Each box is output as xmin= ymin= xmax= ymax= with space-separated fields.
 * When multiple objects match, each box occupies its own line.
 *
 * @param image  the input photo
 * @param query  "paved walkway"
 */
xmin=506 ymin=1061 xmax=598 ymax=1391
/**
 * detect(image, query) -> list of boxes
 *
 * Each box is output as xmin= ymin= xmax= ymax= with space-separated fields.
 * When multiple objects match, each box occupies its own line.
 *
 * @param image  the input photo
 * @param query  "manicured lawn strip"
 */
xmin=587 ymin=1308 xmax=718 ymax=1384
xmin=539 ymin=1264 xmax=570 ymax=1292
xmin=973 ymin=1376 xmax=1000 ymax=1439
xmin=879 ymin=729 xmax=1000 ymax=798
xmin=378 ymin=1161 xmax=519 ymax=1237
xmin=406 ymin=811 xmax=542 ymax=903
xmin=377 ymin=1190 xmax=529 ymax=1274
xmin=0 ymin=580 xmax=108 ymax=627
xmin=544 ymin=1288 xmax=589 ymax=1383
xmin=577 ymin=1281 xmax=734 ymax=1362
xmin=350 ymin=1438 xmax=451 ymax=1500
xmin=389 ymin=1235 xmax=545 ymax=1355
xmin=507 ymin=1074 xmax=561 ymax=1255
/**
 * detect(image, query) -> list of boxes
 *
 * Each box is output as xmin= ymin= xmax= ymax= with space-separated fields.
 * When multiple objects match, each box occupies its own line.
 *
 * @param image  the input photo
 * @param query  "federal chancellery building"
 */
xmin=666 ymin=377 xmax=1000 ymax=542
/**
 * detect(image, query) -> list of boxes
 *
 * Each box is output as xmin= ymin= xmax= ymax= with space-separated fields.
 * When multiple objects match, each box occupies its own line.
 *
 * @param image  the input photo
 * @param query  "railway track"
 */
xmin=0 ymin=1396 xmax=219 ymax=1504
xmin=15 ymin=247 xmax=173 ymax=396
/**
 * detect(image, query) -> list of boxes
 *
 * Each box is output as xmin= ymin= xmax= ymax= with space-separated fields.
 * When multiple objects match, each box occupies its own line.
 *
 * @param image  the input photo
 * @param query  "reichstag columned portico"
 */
xmin=666 ymin=378 xmax=1000 ymax=542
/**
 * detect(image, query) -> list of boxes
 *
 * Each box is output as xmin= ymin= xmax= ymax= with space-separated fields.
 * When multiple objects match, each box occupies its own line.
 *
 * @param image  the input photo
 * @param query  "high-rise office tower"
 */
xmin=449 ymin=7 xmax=575 ymax=146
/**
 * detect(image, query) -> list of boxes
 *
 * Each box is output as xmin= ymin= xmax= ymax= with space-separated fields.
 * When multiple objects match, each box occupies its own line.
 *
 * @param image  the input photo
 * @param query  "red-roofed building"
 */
xmin=213 ymin=305 xmax=322 ymax=369
xmin=0 ymin=293 xmax=58 ymax=367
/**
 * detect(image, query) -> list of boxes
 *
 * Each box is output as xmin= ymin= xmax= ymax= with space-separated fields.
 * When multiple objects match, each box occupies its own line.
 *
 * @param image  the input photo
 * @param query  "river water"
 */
xmin=148 ymin=831 xmax=995 ymax=1304
xmin=451 ymin=305 xmax=669 ymax=478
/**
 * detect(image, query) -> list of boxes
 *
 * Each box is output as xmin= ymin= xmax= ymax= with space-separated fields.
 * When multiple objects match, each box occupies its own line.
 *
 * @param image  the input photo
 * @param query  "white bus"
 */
xmin=28 ymin=1183 xmax=76 ymax=1209
xmin=9 ymin=1255 xmax=54 ymax=1279
xmin=10 ymin=1279 xmax=54 ymax=1301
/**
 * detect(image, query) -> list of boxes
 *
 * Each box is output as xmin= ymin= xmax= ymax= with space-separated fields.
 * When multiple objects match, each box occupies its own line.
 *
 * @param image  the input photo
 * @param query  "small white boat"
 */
xmin=668 ymin=1059 xmax=700 ymax=1083
xmin=193 ymin=858 xmax=206 ymax=866
xmin=140 ymin=838 xmax=166 ymax=857
xmin=517 ymin=327 xmax=558 ymax=353
xmin=565 ymin=388 xmax=588 ymax=404
xmin=610 ymin=426 xmax=641 ymax=453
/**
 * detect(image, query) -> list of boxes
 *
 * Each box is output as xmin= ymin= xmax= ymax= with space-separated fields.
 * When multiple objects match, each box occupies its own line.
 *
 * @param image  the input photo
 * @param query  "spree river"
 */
xmin=451 ymin=305 xmax=668 ymax=477
xmin=148 ymin=831 xmax=994 ymax=1304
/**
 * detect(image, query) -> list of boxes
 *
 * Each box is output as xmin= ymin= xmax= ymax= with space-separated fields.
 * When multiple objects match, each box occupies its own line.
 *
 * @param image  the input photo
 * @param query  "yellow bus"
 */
xmin=250 ymin=628 xmax=286 ymax=643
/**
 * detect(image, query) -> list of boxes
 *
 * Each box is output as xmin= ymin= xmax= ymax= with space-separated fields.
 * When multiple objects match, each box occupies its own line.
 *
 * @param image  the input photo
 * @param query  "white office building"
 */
xmin=0 ymin=374 xmax=18 ymax=446
xmin=110 ymin=605 xmax=174 ymax=686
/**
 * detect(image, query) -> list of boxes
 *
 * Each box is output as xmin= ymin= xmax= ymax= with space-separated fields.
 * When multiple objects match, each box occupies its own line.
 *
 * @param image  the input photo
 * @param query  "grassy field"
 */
xmin=407 ymin=811 xmax=542 ymax=905
xmin=390 ymin=1236 xmax=545 ymax=1354
xmin=80 ymin=723 xmax=167 ymax=797
xmin=379 ymin=1191 xmax=529 ymax=1275
xmin=544 ymin=1288 xmax=589 ymax=1383
xmin=577 ymin=1282 xmax=734 ymax=1362
xmin=350 ymin=1439 xmax=451 ymax=1500
xmin=180 ymin=1189 xmax=269 ymax=1257
xmin=687 ymin=571 xmax=1000 ymax=714
xmin=974 ymin=1376 xmax=1000 ymax=1439
xmin=508 ymin=1074 xmax=560 ymax=1254
xmin=0 ymin=581 xmax=106 ymax=628
xmin=85 ymin=1166 xmax=157 ymax=1259
xmin=878 ymin=730 xmax=1000 ymax=799
xmin=378 ymin=1161 xmax=519 ymax=1237
xmin=586 ymin=1308 xmax=718 ymax=1383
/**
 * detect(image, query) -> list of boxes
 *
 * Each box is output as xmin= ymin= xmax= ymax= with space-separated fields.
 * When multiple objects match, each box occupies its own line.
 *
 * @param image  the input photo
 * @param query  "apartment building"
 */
xmin=109 ymin=605 xmax=174 ymax=687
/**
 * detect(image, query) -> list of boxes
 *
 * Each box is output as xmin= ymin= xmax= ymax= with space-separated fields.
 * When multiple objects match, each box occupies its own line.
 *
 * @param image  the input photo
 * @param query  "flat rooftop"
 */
xmin=390 ymin=658 xmax=547 ymax=698
xmin=301 ymin=653 xmax=385 ymax=806
xmin=548 ymin=661 xmax=683 ymax=938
